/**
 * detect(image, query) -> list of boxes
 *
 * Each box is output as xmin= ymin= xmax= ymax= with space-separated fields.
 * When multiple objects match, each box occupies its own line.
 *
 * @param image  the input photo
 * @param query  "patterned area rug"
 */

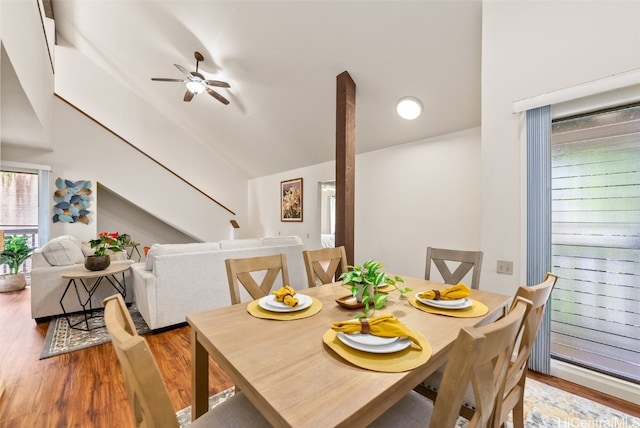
xmin=39 ymin=305 xmax=150 ymax=359
xmin=176 ymin=381 xmax=638 ymax=427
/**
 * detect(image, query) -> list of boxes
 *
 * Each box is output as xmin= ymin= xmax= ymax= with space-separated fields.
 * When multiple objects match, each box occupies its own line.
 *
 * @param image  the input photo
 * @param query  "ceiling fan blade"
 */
xmin=183 ymin=90 xmax=195 ymax=103
xmin=204 ymin=80 xmax=231 ymax=88
xmin=151 ymin=78 xmax=186 ymax=82
xmin=205 ymin=87 xmax=230 ymax=105
xmin=174 ymin=64 xmax=192 ymax=77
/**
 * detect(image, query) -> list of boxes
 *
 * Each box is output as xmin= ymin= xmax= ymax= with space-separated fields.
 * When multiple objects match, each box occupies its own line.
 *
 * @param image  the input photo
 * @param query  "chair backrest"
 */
xmin=302 ymin=246 xmax=348 ymax=287
xmin=494 ymin=272 xmax=558 ymax=427
xmin=225 ymin=253 xmax=290 ymax=304
xmin=429 ymin=297 xmax=531 ymax=428
xmin=425 ymin=247 xmax=484 ymax=289
xmin=104 ymin=294 xmax=179 ymax=428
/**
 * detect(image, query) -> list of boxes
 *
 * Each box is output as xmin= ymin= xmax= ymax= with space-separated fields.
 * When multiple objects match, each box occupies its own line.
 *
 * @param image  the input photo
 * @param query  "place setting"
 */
xmin=322 ymin=314 xmax=432 ymax=372
xmin=409 ymin=283 xmax=489 ymax=317
xmin=246 ymin=285 xmax=323 ymax=320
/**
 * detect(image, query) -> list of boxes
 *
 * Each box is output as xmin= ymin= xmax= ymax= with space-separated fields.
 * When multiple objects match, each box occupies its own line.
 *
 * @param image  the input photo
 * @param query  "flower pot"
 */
xmin=0 ymin=273 xmax=27 ymax=292
xmin=85 ymin=255 xmax=111 ymax=271
xmin=354 ymin=285 xmax=377 ymax=303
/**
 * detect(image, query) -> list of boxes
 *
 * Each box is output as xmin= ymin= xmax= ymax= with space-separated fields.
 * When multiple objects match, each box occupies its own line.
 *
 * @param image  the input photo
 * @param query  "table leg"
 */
xmin=105 ymin=272 xmax=127 ymax=299
xmin=192 ymin=329 xmax=209 ymax=421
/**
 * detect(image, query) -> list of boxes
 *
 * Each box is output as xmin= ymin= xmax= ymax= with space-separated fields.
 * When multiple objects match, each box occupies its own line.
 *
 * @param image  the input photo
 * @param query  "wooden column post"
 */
xmin=335 ymin=71 xmax=356 ymax=264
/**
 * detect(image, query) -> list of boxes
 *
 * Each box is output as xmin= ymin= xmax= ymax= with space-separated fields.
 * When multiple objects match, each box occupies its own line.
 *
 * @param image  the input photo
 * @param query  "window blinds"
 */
xmin=550 ymin=104 xmax=640 ymax=382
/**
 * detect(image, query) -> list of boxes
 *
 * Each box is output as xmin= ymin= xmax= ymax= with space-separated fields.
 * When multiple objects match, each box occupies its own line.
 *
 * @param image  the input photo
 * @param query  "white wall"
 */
xmin=248 ymin=128 xmax=482 ymax=281
xmin=0 ymin=0 xmax=53 ymax=147
xmin=481 ymin=0 xmax=640 ymax=296
xmin=3 ymin=97 xmax=242 ymax=244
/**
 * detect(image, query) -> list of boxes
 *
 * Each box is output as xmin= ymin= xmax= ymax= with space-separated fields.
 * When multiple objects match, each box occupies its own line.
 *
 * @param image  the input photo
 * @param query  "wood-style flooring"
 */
xmin=0 ymin=286 xmax=637 ymax=427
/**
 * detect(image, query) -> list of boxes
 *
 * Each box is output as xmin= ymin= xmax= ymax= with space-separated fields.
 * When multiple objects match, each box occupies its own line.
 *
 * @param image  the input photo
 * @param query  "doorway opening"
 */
xmin=319 ymin=181 xmax=335 ymax=248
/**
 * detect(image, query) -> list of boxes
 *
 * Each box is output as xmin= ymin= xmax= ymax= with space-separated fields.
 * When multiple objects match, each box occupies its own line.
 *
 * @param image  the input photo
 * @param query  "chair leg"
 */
xmin=513 ymin=394 xmax=525 ymax=428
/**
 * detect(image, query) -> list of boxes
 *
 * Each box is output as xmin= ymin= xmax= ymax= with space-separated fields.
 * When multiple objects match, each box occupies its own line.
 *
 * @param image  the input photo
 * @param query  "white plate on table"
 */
xmin=415 ymin=295 xmax=472 ymax=310
xmin=258 ymin=294 xmax=312 ymax=312
xmin=337 ymin=333 xmax=411 ymax=354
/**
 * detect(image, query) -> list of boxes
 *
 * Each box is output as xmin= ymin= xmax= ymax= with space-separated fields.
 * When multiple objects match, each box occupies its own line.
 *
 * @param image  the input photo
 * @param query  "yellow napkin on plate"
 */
xmin=331 ymin=314 xmax=422 ymax=350
xmin=272 ymin=285 xmax=299 ymax=307
xmin=418 ymin=284 xmax=470 ymax=300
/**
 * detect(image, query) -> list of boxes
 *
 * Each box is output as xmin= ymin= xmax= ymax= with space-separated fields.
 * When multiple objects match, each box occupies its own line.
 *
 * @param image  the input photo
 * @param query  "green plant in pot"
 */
xmin=0 ymin=235 xmax=34 ymax=292
xmin=86 ymin=232 xmax=123 ymax=271
xmin=339 ymin=259 xmax=411 ymax=318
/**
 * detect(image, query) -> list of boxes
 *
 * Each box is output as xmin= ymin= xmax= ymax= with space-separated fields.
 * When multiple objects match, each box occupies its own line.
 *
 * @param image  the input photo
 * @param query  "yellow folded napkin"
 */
xmin=272 ymin=285 xmax=299 ymax=307
xmin=418 ymin=284 xmax=470 ymax=300
xmin=331 ymin=314 xmax=422 ymax=350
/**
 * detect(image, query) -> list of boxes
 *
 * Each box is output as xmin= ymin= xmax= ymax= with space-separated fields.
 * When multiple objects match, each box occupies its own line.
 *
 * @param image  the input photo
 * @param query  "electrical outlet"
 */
xmin=496 ymin=260 xmax=513 ymax=275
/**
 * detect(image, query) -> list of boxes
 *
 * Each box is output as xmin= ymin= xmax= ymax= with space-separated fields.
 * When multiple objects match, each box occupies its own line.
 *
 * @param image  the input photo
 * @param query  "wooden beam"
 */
xmin=335 ymin=71 xmax=356 ymax=264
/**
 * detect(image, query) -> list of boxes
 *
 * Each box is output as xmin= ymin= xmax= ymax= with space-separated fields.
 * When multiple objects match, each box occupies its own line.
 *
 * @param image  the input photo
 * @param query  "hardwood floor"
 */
xmin=0 ymin=286 xmax=232 ymax=427
xmin=0 ymin=286 xmax=637 ymax=427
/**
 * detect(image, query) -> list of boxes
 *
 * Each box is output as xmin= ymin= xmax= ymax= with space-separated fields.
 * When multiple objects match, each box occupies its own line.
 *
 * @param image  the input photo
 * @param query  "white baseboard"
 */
xmin=550 ymin=359 xmax=640 ymax=406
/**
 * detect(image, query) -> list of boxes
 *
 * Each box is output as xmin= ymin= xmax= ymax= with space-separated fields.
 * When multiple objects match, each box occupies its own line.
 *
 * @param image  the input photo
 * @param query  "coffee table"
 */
xmin=60 ymin=263 xmax=130 ymax=331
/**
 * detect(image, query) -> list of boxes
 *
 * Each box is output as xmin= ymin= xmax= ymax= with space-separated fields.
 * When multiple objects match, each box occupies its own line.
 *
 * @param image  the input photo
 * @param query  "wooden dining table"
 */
xmin=187 ymin=275 xmax=512 ymax=427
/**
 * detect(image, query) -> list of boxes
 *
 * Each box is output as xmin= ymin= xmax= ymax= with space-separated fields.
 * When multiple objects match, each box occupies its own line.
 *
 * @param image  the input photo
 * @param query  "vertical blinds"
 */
xmin=550 ymin=104 xmax=640 ymax=382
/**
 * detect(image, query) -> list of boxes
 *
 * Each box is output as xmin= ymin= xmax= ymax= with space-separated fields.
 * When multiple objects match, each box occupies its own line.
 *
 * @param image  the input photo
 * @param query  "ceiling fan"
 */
xmin=151 ymin=51 xmax=231 ymax=105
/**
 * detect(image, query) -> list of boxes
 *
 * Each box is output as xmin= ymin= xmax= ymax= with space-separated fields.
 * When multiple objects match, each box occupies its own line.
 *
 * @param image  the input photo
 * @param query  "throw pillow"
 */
xmin=41 ymin=235 xmax=84 ymax=266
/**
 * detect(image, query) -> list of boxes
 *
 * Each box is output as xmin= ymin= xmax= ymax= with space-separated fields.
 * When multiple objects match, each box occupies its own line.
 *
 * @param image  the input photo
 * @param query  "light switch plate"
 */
xmin=497 ymin=260 xmax=513 ymax=275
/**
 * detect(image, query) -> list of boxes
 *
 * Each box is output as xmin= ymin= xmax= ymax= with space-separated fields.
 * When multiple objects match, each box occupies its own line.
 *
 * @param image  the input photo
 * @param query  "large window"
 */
xmin=550 ymin=103 xmax=640 ymax=383
xmin=1 ymin=171 xmax=39 ymax=275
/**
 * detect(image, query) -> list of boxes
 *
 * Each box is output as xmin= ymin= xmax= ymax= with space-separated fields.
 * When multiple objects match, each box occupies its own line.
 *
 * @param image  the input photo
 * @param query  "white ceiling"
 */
xmin=9 ymin=1 xmax=483 ymax=178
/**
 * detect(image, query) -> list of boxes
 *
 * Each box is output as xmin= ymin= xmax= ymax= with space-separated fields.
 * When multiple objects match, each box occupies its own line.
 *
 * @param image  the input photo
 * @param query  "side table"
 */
xmin=123 ymin=244 xmax=142 ymax=262
xmin=60 ymin=263 xmax=130 ymax=331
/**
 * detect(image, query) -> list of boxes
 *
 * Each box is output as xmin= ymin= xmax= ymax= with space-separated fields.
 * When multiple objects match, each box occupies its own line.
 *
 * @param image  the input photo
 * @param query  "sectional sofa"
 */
xmin=130 ymin=236 xmax=307 ymax=330
xmin=30 ymin=235 xmax=134 ymax=321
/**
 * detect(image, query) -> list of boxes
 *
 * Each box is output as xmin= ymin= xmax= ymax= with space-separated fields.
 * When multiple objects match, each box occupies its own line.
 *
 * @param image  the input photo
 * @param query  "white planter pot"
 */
xmin=0 ymin=273 xmax=27 ymax=292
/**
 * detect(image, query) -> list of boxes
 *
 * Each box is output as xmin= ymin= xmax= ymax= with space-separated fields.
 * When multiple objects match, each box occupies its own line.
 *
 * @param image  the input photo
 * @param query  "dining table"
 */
xmin=186 ymin=275 xmax=512 ymax=427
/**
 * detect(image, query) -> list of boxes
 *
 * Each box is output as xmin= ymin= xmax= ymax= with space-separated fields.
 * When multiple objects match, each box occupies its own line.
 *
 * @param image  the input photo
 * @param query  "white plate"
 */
xmin=258 ymin=294 xmax=312 ymax=312
xmin=337 ymin=333 xmax=411 ymax=354
xmin=415 ymin=295 xmax=472 ymax=309
xmin=340 ymin=332 xmax=399 ymax=346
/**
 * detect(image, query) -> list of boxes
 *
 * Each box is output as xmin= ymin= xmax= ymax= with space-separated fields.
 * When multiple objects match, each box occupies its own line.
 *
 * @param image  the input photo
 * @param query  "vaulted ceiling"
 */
xmin=7 ymin=1 xmax=483 ymax=178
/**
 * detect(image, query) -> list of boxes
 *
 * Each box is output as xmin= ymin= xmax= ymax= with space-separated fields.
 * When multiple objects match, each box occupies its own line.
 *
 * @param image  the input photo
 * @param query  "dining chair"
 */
xmin=225 ymin=253 xmax=290 ymax=304
xmin=370 ymin=296 xmax=532 ymax=428
xmin=415 ymin=273 xmax=558 ymax=426
xmin=103 ymin=293 xmax=270 ymax=428
xmin=425 ymin=247 xmax=484 ymax=289
xmin=302 ymin=246 xmax=348 ymax=287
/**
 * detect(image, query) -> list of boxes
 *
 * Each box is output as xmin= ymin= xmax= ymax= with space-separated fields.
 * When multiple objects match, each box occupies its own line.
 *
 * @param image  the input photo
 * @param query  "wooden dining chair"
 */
xmin=225 ymin=253 xmax=290 ymax=304
xmin=370 ymin=297 xmax=532 ymax=428
xmin=425 ymin=246 xmax=484 ymax=289
xmin=103 ymin=294 xmax=270 ymax=428
xmin=302 ymin=246 xmax=348 ymax=287
xmin=415 ymin=273 xmax=558 ymax=426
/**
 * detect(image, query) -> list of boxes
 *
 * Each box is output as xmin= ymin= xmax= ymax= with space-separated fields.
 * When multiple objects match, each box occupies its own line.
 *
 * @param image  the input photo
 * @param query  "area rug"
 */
xmin=175 ymin=380 xmax=638 ymax=427
xmin=40 ymin=305 xmax=150 ymax=359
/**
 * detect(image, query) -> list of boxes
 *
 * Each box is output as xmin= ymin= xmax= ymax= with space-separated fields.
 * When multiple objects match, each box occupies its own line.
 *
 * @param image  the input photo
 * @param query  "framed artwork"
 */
xmin=281 ymin=177 xmax=303 ymax=222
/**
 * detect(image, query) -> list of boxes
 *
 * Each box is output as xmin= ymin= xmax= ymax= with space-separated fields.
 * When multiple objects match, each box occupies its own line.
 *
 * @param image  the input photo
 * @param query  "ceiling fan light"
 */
xmin=186 ymin=81 xmax=205 ymax=94
xmin=396 ymin=97 xmax=423 ymax=120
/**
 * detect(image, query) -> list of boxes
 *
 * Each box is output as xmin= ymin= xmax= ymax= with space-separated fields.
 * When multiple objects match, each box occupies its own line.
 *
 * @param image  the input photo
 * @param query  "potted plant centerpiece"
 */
xmin=0 ymin=235 xmax=34 ymax=292
xmin=86 ymin=232 xmax=124 ymax=271
xmin=339 ymin=259 xmax=411 ymax=317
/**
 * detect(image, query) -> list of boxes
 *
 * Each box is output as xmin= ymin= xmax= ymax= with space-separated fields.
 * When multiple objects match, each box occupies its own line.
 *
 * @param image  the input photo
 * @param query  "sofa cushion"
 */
xmin=218 ymin=238 xmax=262 ymax=250
xmin=262 ymin=236 xmax=302 ymax=246
xmin=145 ymin=242 xmax=221 ymax=270
xmin=41 ymin=235 xmax=84 ymax=266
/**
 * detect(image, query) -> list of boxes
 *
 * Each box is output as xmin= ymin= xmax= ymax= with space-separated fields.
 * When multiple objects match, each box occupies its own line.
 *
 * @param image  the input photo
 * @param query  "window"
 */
xmin=550 ymin=103 xmax=640 ymax=383
xmin=1 ymin=171 xmax=39 ymax=275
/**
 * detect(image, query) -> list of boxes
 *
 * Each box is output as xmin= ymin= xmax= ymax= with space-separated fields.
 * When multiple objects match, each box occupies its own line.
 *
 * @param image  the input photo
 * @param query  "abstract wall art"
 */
xmin=52 ymin=178 xmax=92 ymax=224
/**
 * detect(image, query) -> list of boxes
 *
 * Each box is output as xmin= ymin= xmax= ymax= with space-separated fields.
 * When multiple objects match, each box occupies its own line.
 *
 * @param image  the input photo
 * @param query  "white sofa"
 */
xmin=31 ymin=235 xmax=134 ymax=321
xmin=130 ymin=236 xmax=307 ymax=330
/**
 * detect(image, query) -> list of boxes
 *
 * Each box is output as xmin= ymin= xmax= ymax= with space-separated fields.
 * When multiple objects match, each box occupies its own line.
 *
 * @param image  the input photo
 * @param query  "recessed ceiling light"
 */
xmin=396 ymin=97 xmax=423 ymax=120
